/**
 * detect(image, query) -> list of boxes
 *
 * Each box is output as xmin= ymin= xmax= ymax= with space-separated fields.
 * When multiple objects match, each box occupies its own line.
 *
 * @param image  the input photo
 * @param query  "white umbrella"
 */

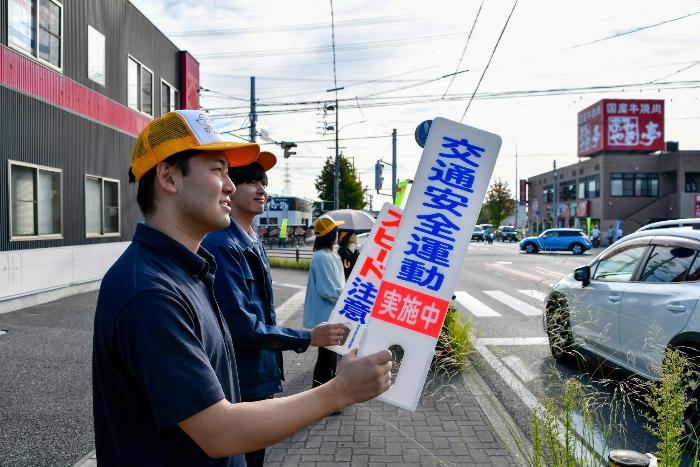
xmin=325 ymin=209 xmax=376 ymax=232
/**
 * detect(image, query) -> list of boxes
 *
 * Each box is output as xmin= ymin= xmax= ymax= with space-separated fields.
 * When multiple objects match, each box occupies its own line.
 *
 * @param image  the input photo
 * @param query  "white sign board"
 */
xmin=358 ymin=117 xmax=501 ymax=411
xmin=327 ymin=203 xmax=403 ymax=354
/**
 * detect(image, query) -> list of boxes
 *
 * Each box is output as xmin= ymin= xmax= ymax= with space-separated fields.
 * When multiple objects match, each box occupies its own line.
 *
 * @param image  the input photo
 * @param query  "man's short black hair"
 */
xmin=313 ymin=227 xmax=338 ymax=251
xmin=128 ymin=149 xmax=199 ymax=216
xmin=228 ymin=162 xmax=268 ymax=187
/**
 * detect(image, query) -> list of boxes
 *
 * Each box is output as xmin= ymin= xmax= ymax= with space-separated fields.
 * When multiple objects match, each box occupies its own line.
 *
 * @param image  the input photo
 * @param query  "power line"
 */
xmin=461 ymin=0 xmax=519 ymax=122
xmin=567 ymin=10 xmax=700 ymax=50
xmin=167 ymin=15 xmax=428 ymax=37
xmin=195 ymin=32 xmax=466 ymax=59
xmin=443 ymin=0 xmax=484 ymax=99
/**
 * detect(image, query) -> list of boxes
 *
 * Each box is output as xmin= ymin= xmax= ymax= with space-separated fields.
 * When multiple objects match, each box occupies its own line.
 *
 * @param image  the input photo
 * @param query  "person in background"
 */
xmin=616 ymin=224 xmax=623 ymax=241
xmin=337 ymin=231 xmax=358 ymax=280
xmin=607 ymin=225 xmax=615 ymax=246
xmin=202 ymin=153 xmax=349 ymax=467
xmin=591 ymin=225 xmax=601 ymax=248
xmin=304 ymin=215 xmax=346 ymax=389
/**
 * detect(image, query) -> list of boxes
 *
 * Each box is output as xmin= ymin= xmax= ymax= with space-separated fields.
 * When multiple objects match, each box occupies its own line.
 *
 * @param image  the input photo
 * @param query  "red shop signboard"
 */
xmin=578 ymin=99 xmax=664 ymax=157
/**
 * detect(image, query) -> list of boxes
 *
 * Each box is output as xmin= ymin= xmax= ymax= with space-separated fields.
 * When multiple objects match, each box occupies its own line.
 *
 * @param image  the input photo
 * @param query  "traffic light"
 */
xmin=280 ymin=141 xmax=297 ymax=158
xmin=374 ymin=160 xmax=384 ymax=192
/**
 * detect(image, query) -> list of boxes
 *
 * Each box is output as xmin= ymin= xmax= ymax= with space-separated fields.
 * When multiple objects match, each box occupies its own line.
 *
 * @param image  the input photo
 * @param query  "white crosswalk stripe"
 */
xmin=518 ymin=289 xmax=547 ymax=302
xmin=454 ymin=291 xmax=501 ymax=317
xmin=483 ymin=290 xmax=543 ymax=316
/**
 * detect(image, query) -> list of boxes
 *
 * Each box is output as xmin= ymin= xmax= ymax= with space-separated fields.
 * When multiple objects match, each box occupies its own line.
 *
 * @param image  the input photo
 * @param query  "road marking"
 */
xmin=474 ymin=342 xmax=600 ymax=461
xmin=518 ymin=289 xmax=547 ymax=302
xmin=0 ymin=330 xmax=6 ymax=336
xmin=526 ymin=265 xmax=567 ymax=280
xmin=495 ymin=261 xmax=512 ymax=264
xmin=276 ymin=289 xmax=306 ymax=324
xmin=477 ymin=337 xmax=549 ymax=346
xmin=479 ymin=248 xmax=490 ymax=251
xmin=454 ymin=291 xmax=501 ymax=317
xmin=274 ymin=282 xmax=306 ymax=290
xmin=483 ymin=290 xmax=543 ymax=316
xmin=502 ymin=355 xmax=536 ymax=382
xmin=484 ymin=262 xmax=549 ymax=284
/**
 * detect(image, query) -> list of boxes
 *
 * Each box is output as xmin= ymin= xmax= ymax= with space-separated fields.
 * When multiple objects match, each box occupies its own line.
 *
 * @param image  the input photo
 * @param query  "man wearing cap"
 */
xmin=202 ymin=152 xmax=348 ymax=467
xmin=92 ymin=110 xmax=392 ymax=467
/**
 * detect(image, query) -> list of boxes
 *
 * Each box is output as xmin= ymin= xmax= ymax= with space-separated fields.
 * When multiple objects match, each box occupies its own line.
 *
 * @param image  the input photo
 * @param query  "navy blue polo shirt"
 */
xmin=92 ymin=223 xmax=245 ymax=467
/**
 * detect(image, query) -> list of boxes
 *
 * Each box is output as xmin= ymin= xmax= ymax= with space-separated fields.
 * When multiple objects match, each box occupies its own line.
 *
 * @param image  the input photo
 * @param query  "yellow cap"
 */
xmin=130 ymin=110 xmax=260 ymax=181
xmin=314 ymin=214 xmax=345 ymax=237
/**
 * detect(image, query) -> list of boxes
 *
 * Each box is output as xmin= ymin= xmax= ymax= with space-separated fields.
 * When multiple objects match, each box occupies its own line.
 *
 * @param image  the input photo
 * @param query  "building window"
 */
xmin=559 ymin=180 xmax=576 ymax=201
xmin=127 ymin=56 xmax=153 ymax=116
xmin=611 ymin=173 xmax=659 ymax=197
xmin=9 ymin=161 xmax=62 ymax=239
xmin=8 ymin=0 xmax=63 ymax=69
xmin=88 ymin=25 xmax=106 ymax=86
xmin=160 ymin=80 xmax=180 ymax=116
xmin=543 ymin=185 xmax=553 ymax=203
xmin=85 ymin=175 xmax=120 ymax=236
xmin=579 ymin=175 xmax=600 ymax=199
xmin=686 ymin=173 xmax=699 ymax=193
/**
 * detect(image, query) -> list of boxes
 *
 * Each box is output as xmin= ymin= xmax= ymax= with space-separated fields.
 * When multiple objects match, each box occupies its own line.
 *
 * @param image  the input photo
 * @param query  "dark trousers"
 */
xmin=312 ymin=347 xmax=338 ymax=388
xmin=241 ymin=395 xmax=274 ymax=467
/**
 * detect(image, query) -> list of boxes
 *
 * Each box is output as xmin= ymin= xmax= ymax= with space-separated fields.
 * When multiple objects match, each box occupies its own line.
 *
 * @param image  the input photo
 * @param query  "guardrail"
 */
xmin=264 ymin=246 xmax=313 ymax=262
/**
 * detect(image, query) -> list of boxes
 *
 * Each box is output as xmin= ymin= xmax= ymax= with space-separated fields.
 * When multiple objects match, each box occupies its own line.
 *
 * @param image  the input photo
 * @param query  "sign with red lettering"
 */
xmin=519 ymin=179 xmax=527 ymax=206
xmin=695 ymin=195 xmax=700 ymax=218
xmin=371 ymin=281 xmax=449 ymax=338
xmin=578 ymin=99 xmax=664 ymax=157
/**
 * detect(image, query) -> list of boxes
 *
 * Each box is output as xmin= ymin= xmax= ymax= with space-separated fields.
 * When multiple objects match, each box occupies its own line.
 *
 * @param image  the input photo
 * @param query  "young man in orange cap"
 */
xmin=203 ymin=151 xmax=348 ymax=467
xmin=92 ymin=111 xmax=392 ymax=467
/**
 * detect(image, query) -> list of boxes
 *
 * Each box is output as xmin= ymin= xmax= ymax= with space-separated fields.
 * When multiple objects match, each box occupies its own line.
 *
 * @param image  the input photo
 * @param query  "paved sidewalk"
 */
xmin=270 ymin=301 xmax=519 ymax=466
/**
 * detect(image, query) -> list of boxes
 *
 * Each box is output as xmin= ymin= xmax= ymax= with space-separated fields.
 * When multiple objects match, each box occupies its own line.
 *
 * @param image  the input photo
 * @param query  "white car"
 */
xmin=544 ymin=227 xmax=700 ymax=440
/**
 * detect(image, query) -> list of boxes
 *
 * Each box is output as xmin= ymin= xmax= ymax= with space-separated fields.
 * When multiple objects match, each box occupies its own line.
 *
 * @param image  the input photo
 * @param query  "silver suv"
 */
xmin=544 ymin=227 xmax=700 ymax=440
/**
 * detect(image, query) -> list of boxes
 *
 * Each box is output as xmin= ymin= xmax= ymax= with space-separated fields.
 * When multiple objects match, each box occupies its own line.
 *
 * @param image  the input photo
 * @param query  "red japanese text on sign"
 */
xmin=370 ymin=281 xmax=449 ymax=338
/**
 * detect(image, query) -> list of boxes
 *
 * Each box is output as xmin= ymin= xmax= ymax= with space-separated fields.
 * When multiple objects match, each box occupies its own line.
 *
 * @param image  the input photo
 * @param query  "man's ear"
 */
xmin=155 ymin=162 xmax=179 ymax=195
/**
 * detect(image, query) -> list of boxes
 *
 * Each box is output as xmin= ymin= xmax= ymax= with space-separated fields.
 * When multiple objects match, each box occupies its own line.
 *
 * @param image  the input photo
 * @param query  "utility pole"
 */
xmin=249 ymin=76 xmax=256 ymax=142
xmin=514 ymin=143 xmax=519 ymax=229
xmin=552 ymin=160 xmax=558 ymax=228
xmin=392 ymin=129 xmax=397 ymax=202
xmin=326 ymin=87 xmax=344 ymax=210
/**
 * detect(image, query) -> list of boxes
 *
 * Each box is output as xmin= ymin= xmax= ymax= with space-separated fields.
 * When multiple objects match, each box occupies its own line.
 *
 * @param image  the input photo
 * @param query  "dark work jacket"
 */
xmin=203 ymin=220 xmax=311 ymax=400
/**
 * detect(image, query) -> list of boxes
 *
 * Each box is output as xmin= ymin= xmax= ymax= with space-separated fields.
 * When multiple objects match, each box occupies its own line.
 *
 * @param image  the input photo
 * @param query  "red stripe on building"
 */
xmin=0 ymin=45 xmax=150 ymax=137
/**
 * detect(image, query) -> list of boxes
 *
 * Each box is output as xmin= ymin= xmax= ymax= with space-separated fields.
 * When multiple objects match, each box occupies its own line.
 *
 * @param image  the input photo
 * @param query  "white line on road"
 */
xmin=495 ymin=261 xmax=512 ymax=264
xmin=474 ymin=342 xmax=600 ymax=461
xmin=483 ymin=290 xmax=543 ymax=316
xmin=274 ymin=282 xmax=306 ymax=290
xmin=453 ymin=291 xmax=501 ymax=317
xmin=502 ymin=355 xmax=536 ymax=382
xmin=277 ymin=290 xmax=306 ymax=325
xmin=477 ymin=337 xmax=549 ymax=346
xmin=518 ymin=289 xmax=547 ymax=302
xmin=0 ymin=330 xmax=6 ymax=336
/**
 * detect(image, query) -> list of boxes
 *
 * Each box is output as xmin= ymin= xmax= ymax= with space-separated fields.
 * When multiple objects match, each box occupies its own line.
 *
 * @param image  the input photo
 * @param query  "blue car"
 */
xmin=519 ymin=228 xmax=592 ymax=255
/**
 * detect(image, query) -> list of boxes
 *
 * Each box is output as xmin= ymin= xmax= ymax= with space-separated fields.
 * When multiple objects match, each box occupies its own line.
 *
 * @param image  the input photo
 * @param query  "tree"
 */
xmin=484 ymin=179 xmax=514 ymax=228
xmin=315 ymin=154 xmax=365 ymax=213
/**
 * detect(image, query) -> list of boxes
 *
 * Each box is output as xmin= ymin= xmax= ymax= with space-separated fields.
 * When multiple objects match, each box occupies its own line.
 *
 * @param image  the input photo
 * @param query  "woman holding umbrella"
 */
xmin=304 ymin=214 xmax=346 ymax=389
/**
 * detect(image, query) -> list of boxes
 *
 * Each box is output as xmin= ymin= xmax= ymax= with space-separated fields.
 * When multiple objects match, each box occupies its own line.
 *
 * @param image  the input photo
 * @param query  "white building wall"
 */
xmin=0 ymin=242 xmax=129 ymax=314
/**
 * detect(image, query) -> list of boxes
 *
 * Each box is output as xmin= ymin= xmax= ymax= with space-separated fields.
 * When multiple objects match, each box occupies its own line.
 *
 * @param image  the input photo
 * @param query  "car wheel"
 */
xmin=570 ymin=243 xmax=584 ymax=255
xmin=525 ymin=243 xmax=538 ymax=254
xmin=545 ymin=295 xmax=577 ymax=365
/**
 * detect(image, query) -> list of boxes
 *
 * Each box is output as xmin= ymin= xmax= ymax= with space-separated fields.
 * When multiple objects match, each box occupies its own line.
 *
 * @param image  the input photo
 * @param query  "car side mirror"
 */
xmin=574 ymin=266 xmax=590 ymax=287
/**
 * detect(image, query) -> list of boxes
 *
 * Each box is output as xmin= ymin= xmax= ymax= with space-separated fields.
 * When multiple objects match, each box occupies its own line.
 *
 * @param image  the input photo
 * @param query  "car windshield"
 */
xmin=502 ymin=227 xmax=514 ymax=232
xmin=474 ymin=226 xmax=483 ymax=231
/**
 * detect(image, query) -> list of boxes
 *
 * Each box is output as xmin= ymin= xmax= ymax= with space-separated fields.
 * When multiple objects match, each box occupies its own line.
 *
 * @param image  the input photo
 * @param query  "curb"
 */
xmin=463 ymin=366 xmax=532 ymax=467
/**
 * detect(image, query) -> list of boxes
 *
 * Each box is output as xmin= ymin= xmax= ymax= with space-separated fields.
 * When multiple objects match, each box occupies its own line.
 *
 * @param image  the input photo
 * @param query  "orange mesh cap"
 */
xmin=314 ymin=214 xmax=345 ymax=237
xmin=130 ymin=110 xmax=260 ymax=181
xmin=256 ymin=151 xmax=277 ymax=171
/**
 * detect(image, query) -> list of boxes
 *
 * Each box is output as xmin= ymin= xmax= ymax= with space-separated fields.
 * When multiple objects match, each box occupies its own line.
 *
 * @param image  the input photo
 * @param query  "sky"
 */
xmin=130 ymin=0 xmax=700 ymax=206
